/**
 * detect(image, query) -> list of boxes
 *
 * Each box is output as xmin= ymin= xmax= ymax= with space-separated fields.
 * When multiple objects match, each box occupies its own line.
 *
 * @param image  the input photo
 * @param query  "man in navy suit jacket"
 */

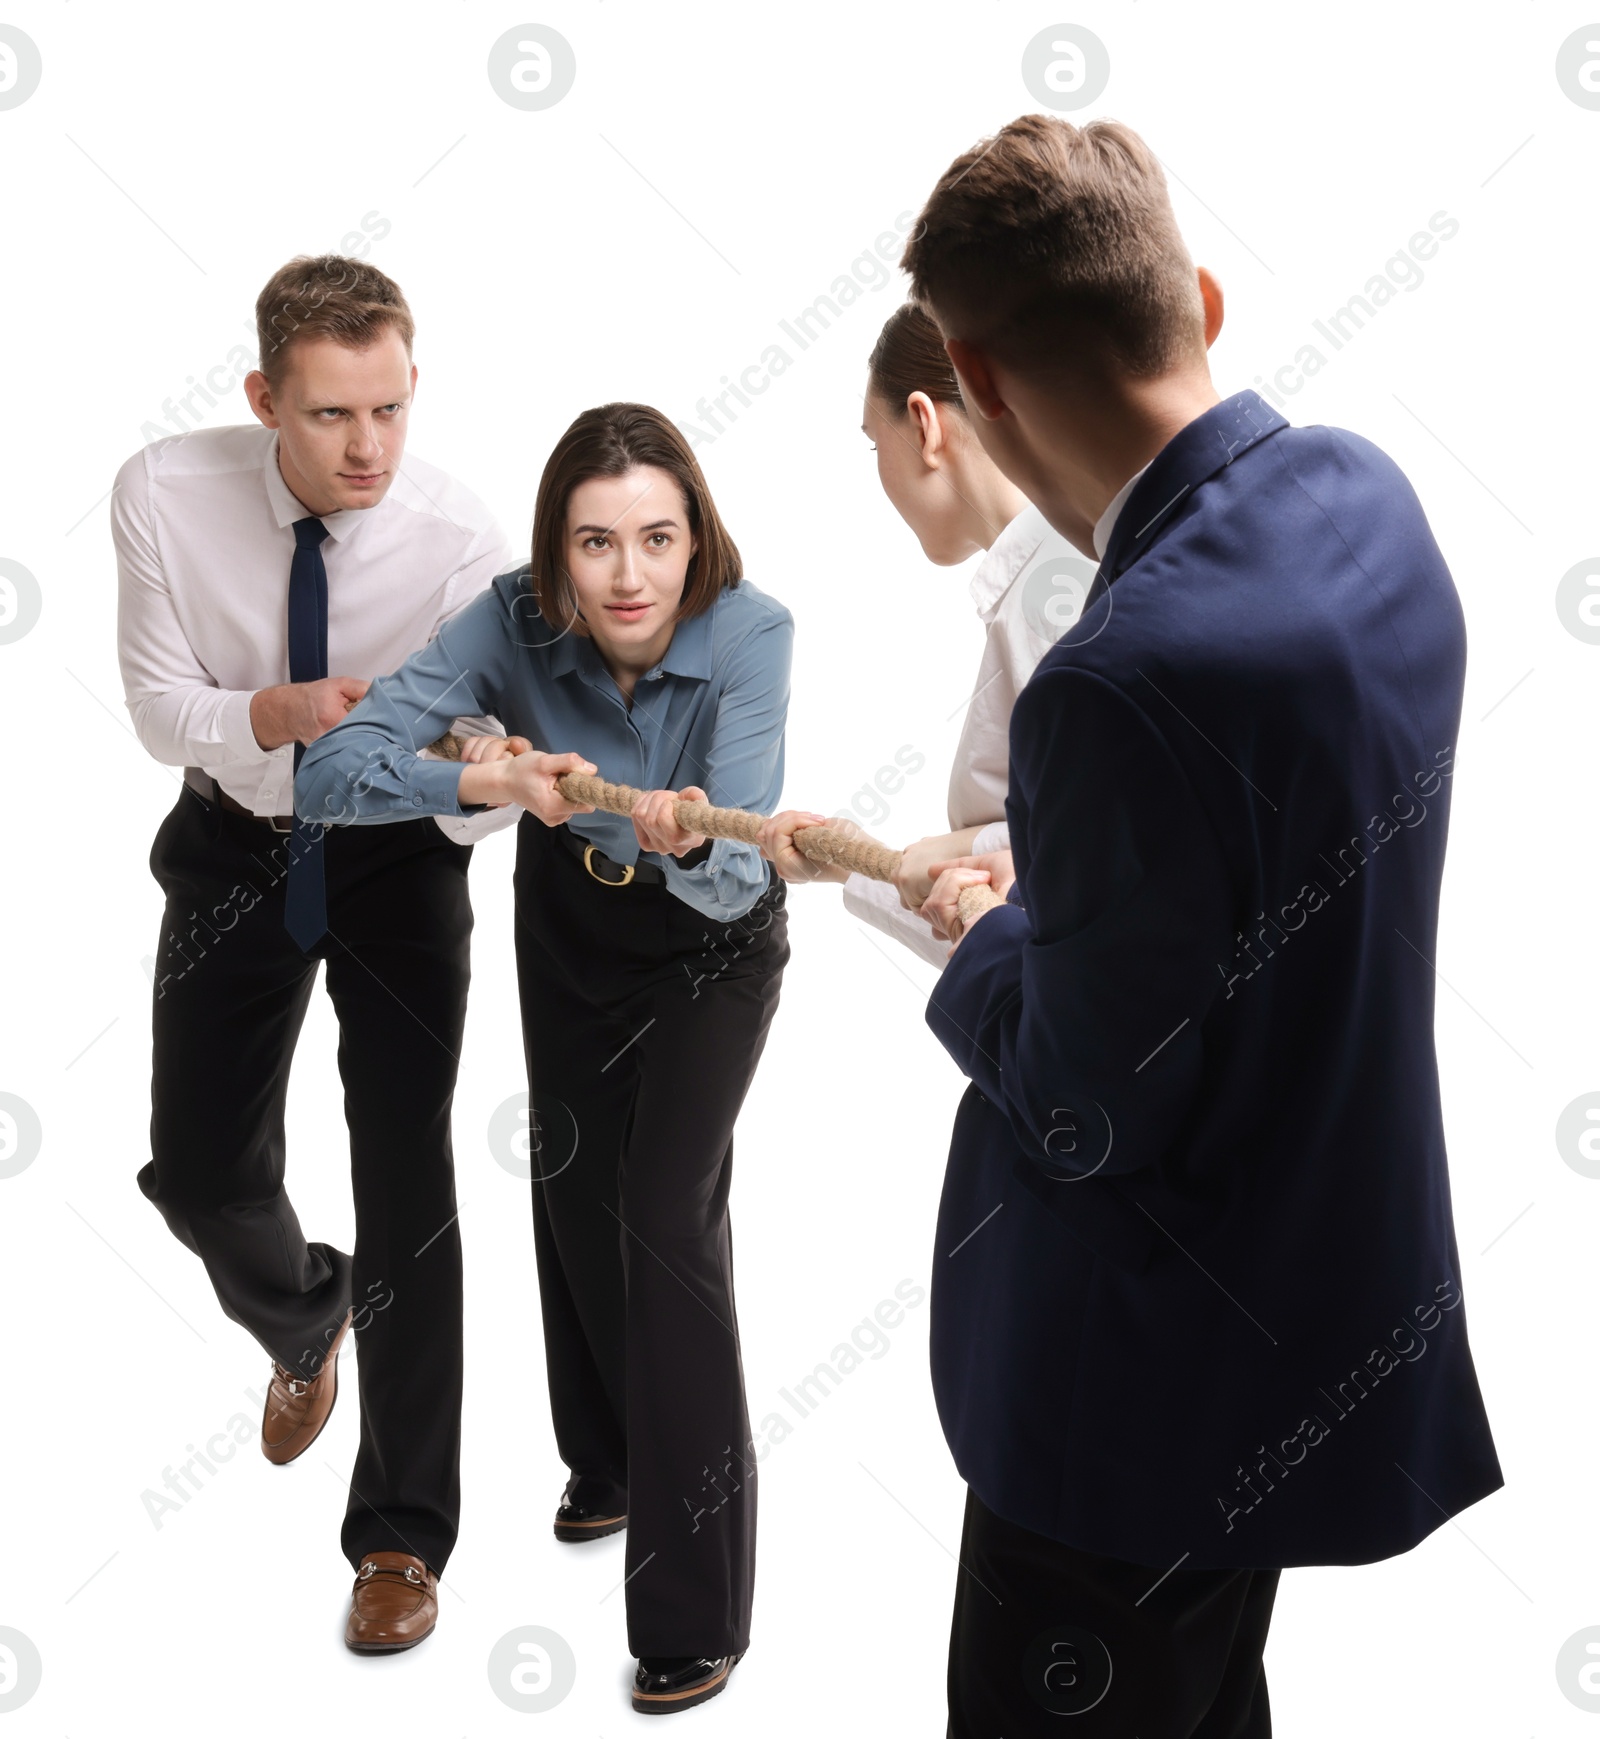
xmin=904 ymin=116 xmax=1502 ymax=1737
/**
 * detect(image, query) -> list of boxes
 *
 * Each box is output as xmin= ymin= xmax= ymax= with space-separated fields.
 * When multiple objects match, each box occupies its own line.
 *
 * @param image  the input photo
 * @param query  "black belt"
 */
xmin=183 ymin=766 xmax=294 ymax=832
xmin=554 ymin=822 xmax=666 ymax=886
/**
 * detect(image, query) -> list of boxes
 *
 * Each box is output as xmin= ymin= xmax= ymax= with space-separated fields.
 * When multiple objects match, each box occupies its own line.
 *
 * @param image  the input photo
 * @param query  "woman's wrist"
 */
xmin=457 ymin=759 xmax=510 ymax=810
xmin=949 ymin=825 xmax=984 ymax=856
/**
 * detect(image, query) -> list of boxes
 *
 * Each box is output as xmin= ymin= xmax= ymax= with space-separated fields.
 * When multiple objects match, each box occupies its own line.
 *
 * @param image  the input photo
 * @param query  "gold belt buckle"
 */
xmin=583 ymin=842 xmax=635 ymax=887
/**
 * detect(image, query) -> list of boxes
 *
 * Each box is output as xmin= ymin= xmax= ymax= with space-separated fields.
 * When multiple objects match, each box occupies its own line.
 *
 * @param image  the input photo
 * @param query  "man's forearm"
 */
xmin=251 ymin=677 xmax=369 ymax=750
xmin=249 ymin=685 xmax=298 ymax=751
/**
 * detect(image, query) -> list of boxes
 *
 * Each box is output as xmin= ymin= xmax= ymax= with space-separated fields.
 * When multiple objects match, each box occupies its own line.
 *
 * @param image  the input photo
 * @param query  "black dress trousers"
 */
xmin=512 ymin=814 xmax=788 ymax=1659
xmin=948 ymin=1486 xmax=1279 ymax=1738
xmin=138 ymin=782 xmax=473 ymax=1575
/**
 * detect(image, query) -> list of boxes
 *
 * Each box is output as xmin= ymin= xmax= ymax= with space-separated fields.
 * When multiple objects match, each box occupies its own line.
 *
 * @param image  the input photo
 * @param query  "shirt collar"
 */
xmin=969 ymin=504 xmax=1052 ymax=623
xmin=656 ymin=596 xmax=715 ymax=678
xmin=1092 ymin=463 xmax=1151 ymax=561
xmin=1093 ymin=390 xmax=1290 ymax=589
xmin=261 ymin=431 xmax=361 ymax=543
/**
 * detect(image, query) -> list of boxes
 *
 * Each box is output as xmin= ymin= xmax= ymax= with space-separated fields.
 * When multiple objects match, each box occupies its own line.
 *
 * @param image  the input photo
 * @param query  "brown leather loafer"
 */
xmin=261 ymin=1308 xmax=353 ymax=1465
xmin=344 ymin=1551 xmax=439 ymax=1654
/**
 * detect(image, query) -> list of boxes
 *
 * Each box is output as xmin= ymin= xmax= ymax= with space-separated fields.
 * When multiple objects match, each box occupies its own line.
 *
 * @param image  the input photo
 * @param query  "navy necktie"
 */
xmin=284 ymin=516 xmax=330 ymax=951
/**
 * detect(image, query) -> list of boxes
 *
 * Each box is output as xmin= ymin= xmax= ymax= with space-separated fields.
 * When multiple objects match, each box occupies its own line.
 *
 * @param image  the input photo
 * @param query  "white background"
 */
xmin=1 ymin=2 xmax=1597 ymax=1732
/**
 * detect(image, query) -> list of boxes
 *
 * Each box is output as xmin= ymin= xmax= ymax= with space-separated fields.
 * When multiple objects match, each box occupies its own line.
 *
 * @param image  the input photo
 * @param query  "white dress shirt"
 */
xmin=839 ymin=473 xmax=1151 ymax=969
xmin=112 ymin=423 xmax=516 ymax=842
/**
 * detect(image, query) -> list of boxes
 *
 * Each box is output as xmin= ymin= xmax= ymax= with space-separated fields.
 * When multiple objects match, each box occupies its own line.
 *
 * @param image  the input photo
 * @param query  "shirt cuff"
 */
xmin=405 ymin=756 xmax=471 ymax=816
xmin=971 ymin=818 xmax=1010 ymax=856
xmin=662 ymin=835 xmax=767 ymax=921
xmin=220 ymin=688 xmax=265 ymax=762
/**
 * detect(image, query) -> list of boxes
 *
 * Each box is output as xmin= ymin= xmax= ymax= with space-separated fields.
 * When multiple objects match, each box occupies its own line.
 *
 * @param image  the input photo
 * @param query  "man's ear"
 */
xmin=945 ymin=338 xmax=1007 ymax=422
xmin=243 ymin=370 xmax=279 ymax=429
xmin=1197 ymin=267 xmax=1225 ymax=348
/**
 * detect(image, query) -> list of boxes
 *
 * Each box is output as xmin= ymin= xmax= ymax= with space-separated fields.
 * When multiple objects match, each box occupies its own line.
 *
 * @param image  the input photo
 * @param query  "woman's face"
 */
xmin=563 ymin=465 xmax=698 ymax=665
xmin=863 ymin=388 xmax=976 ymax=565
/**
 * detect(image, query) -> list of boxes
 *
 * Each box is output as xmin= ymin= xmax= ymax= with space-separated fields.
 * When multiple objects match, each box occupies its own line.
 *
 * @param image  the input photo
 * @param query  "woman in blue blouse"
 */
xmin=297 ymin=403 xmax=792 ymax=1715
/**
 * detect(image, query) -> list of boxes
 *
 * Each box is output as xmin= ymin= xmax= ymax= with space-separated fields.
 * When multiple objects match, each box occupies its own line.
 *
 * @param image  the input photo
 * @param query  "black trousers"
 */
xmin=948 ymin=1488 xmax=1279 ymax=1738
xmin=513 ymin=815 xmax=788 ymax=1658
xmin=139 ymin=784 xmax=472 ymax=1574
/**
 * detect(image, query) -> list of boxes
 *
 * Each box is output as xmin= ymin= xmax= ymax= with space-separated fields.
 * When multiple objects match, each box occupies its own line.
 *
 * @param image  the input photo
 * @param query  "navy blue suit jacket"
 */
xmin=925 ymin=390 xmax=1502 ymax=1569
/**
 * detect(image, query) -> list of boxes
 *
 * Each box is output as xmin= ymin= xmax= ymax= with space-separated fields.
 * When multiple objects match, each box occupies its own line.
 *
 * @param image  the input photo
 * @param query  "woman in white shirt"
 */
xmin=758 ymin=303 xmax=1088 ymax=963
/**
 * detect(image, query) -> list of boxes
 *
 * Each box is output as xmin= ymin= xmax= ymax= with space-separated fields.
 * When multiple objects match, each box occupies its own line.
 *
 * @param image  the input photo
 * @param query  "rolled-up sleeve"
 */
xmin=658 ymin=611 xmax=792 ymax=923
xmin=296 ymin=584 xmax=516 ymax=826
xmin=924 ymin=667 xmax=1235 ymax=1182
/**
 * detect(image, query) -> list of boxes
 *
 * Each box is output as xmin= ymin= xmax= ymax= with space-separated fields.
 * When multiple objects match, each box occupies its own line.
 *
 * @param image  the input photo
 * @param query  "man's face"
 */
xmin=245 ymin=330 xmax=416 ymax=516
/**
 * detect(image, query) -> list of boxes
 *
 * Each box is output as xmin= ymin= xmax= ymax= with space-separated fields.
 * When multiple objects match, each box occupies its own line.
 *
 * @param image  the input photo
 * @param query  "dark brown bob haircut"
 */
xmin=901 ymin=114 xmax=1206 ymax=380
xmin=254 ymin=254 xmax=414 ymax=387
xmin=528 ymin=403 xmax=742 ymax=638
xmin=866 ymin=302 xmax=963 ymax=415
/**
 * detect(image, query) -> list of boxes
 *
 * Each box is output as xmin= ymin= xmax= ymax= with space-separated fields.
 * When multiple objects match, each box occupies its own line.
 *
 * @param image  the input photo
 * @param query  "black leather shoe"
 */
xmin=553 ymin=1498 xmax=627 ymax=1543
xmin=632 ymin=1652 xmax=744 ymax=1715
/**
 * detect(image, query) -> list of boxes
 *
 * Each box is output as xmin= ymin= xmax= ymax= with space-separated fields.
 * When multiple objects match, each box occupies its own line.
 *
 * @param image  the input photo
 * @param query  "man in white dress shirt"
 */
xmin=113 ymin=254 xmax=512 ymax=1652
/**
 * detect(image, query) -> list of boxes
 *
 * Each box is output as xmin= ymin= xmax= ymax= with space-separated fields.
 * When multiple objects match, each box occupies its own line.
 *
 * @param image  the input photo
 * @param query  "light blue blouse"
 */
xmin=295 ymin=567 xmax=793 ymax=923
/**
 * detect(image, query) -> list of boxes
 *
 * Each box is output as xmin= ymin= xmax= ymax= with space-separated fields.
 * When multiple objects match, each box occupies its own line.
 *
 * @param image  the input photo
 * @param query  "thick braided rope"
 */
xmin=556 ymin=773 xmax=905 ymax=880
xmin=432 ymin=735 xmax=1003 ymax=922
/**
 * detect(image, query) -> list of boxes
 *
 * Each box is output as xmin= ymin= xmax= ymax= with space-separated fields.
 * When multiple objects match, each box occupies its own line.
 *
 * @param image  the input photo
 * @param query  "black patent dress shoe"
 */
xmin=632 ymin=1651 xmax=745 ymax=1714
xmin=553 ymin=1498 xmax=627 ymax=1542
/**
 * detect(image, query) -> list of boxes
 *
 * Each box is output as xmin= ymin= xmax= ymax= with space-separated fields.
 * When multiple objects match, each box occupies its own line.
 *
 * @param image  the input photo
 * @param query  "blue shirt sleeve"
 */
xmin=649 ymin=608 xmax=792 ymax=924
xmin=296 ymin=582 xmax=518 ymax=826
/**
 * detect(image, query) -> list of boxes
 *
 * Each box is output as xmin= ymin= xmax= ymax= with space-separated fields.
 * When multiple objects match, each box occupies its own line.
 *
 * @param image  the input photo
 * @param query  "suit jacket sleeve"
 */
xmin=925 ymin=665 xmax=1236 ymax=1180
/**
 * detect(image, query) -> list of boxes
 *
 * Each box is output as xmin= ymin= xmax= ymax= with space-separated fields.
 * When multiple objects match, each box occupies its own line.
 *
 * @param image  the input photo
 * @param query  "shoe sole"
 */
xmin=345 ymin=1628 xmax=435 ymax=1656
xmin=554 ymin=1513 xmax=627 ymax=1543
xmin=631 ymin=1653 xmax=742 ymax=1715
xmin=262 ymin=1309 xmax=354 ymax=1466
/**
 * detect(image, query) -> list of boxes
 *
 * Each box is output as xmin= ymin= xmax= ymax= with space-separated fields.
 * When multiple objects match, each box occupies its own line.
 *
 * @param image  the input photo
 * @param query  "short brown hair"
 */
xmin=867 ymin=302 xmax=963 ymax=414
xmin=901 ymin=114 xmax=1205 ymax=378
xmin=254 ymin=254 xmax=414 ymax=386
xmin=527 ymin=403 xmax=741 ymax=638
